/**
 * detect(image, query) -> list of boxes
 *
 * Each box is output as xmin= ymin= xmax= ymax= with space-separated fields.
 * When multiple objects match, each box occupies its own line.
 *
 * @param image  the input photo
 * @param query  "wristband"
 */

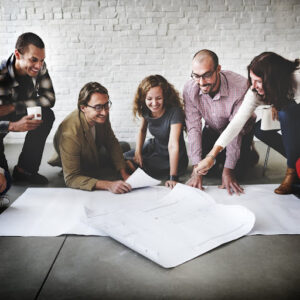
xmin=169 ymin=175 xmax=178 ymax=181
xmin=206 ymin=154 xmax=216 ymax=165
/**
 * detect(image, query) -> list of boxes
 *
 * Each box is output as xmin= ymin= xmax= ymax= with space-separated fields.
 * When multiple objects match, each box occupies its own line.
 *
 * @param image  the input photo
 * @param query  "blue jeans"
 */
xmin=278 ymin=102 xmax=300 ymax=168
xmin=254 ymin=120 xmax=286 ymax=157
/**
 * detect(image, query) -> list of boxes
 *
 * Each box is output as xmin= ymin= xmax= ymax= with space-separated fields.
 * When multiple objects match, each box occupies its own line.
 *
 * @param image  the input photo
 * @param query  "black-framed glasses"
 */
xmin=86 ymin=100 xmax=112 ymax=111
xmin=191 ymin=69 xmax=216 ymax=81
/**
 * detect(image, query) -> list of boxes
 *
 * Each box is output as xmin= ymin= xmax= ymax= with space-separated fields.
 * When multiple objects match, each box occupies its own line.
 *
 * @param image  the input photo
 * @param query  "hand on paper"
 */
xmin=186 ymin=173 xmax=204 ymax=190
xmin=8 ymin=115 xmax=42 ymax=132
xmin=0 ymin=104 xmax=15 ymax=117
xmin=165 ymin=180 xmax=177 ymax=189
xmin=0 ymin=173 xmax=7 ymax=193
xmin=271 ymin=107 xmax=278 ymax=121
xmin=219 ymin=168 xmax=244 ymax=195
xmin=108 ymin=180 xmax=132 ymax=194
xmin=194 ymin=157 xmax=214 ymax=175
xmin=134 ymin=151 xmax=143 ymax=167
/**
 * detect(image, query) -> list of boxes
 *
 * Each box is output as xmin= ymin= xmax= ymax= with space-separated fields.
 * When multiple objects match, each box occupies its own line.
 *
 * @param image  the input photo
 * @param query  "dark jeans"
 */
xmin=278 ymin=102 xmax=300 ymax=168
xmin=254 ymin=120 xmax=286 ymax=157
xmin=201 ymin=125 xmax=255 ymax=178
xmin=0 ymin=107 xmax=55 ymax=174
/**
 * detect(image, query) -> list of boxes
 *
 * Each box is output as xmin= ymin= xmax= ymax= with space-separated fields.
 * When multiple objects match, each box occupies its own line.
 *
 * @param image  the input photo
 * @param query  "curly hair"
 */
xmin=133 ymin=74 xmax=183 ymax=118
xmin=248 ymin=52 xmax=299 ymax=110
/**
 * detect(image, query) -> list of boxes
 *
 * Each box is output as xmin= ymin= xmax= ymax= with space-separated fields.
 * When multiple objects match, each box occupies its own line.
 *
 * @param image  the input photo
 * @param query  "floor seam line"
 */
xmin=34 ymin=235 xmax=68 ymax=300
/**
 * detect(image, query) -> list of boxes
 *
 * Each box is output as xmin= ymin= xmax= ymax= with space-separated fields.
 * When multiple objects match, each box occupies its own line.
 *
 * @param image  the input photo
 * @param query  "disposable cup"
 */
xmin=27 ymin=106 xmax=42 ymax=120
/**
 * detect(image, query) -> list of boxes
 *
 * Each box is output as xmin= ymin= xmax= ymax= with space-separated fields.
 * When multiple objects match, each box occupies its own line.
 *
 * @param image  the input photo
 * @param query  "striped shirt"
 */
xmin=0 ymin=54 xmax=55 ymax=133
xmin=183 ymin=70 xmax=255 ymax=169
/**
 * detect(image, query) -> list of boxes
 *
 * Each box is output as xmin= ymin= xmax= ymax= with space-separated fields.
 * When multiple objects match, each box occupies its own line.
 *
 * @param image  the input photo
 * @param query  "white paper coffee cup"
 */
xmin=27 ymin=106 xmax=42 ymax=120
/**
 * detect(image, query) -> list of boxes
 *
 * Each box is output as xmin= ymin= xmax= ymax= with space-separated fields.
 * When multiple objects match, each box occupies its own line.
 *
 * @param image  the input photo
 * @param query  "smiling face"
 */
xmin=249 ymin=70 xmax=265 ymax=96
xmin=14 ymin=44 xmax=45 ymax=77
xmin=145 ymin=86 xmax=165 ymax=118
xmin=191 ymin=57 xmax=220 ymax=95
xmin=81 ymin=92 xmax=110 ymax=126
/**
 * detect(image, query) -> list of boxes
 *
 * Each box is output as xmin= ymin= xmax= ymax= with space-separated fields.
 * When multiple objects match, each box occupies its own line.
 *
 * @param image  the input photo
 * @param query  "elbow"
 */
xmin=168 ymin=143 xmax=179 ymax=154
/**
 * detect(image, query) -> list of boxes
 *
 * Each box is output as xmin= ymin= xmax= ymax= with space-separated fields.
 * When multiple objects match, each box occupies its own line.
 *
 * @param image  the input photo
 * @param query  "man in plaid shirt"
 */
xmin=0 ymin=32 xmax=55 ymax=204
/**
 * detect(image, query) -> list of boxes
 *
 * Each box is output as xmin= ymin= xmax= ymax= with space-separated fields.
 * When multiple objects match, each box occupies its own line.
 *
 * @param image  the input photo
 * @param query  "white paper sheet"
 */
xmin=0 ymin=184 xmax=300 ymax=268
xmin=86 ymin=184 xmax=255 ymax=268
xmin=0 ymin=186 xmax=169 ymax=237
xmin=0 ymin=188 xmax=105 ymax=236
xmin=205 ymin=184 xmax=300 ymax=235
xmin=126 ymin=168 xmax=160 ymax=189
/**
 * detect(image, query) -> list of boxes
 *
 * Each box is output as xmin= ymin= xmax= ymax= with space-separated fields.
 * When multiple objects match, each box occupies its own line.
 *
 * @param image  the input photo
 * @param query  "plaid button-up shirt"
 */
xmin=183 ymin=70 xmax=255 ymax=169
xmin=0 ymin=54 xmax=55 ymax=133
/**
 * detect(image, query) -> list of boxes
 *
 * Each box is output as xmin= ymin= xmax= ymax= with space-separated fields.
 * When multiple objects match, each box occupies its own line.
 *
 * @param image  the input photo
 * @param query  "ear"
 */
xmin=15 ymin=49 xmax=21 ymax=60
xmin=217 ymin=64 xmax=221 ymax=73
xmin=80 ymin=105 xmax=86 ymax=113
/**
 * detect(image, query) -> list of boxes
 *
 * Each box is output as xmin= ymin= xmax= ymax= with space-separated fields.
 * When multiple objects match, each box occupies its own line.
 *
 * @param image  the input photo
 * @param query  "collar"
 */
xmin=198 ymin=72 xmax=229 ymax=101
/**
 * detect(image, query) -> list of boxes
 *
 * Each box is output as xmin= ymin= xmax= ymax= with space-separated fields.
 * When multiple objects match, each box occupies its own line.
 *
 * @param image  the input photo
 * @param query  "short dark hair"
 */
xmin=78 ymin=82 xmax=109 ymax=110
xmin=248 ymin=52 xmax=300 ymax=110
xmin=193 ymin=49 xmax=219 ymax=70
xmin=15 ymin=32 xmax=45 ymax=54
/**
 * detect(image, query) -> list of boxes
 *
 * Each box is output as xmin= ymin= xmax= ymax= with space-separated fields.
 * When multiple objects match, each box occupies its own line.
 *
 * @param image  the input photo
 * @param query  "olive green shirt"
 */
xmin=48 ymin=110 xmax=126 ymax=191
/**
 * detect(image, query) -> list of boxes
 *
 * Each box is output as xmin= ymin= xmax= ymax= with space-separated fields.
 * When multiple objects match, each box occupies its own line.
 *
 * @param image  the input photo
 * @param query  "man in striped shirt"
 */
xmin=183 ymin=49 xmax=257 ymax=195
xmin=0 ymin=32 xmax=55 ymax=201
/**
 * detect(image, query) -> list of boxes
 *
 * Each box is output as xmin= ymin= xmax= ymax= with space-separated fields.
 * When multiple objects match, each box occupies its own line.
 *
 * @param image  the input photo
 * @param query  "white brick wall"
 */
xmin=1 ymin=0 xmax=299 ymax=143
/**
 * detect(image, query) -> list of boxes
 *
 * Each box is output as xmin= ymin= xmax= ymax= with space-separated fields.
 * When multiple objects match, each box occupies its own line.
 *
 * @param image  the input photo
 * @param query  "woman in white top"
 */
xmin=195 ymin=52 xmax=300 ymax=195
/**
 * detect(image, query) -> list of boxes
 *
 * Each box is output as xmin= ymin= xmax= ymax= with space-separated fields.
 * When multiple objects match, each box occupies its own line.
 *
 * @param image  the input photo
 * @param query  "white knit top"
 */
xmin=215 ymin=69 xmax=300 ymax=148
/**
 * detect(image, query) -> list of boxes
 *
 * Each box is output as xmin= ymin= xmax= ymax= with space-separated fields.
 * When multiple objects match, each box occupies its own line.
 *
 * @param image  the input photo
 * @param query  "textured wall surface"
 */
xmin=1 ymin=0 xmax=299 ymax=143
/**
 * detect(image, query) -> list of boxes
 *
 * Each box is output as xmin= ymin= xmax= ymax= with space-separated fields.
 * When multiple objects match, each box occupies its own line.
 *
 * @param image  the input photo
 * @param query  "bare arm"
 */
xmin=165 ymin=123 xmax=182 ymax=189
xmin=134 ymin=117 xmax=148 ymax=167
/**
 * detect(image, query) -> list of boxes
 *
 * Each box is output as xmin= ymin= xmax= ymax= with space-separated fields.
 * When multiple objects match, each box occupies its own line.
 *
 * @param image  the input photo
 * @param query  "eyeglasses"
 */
xmin=86 ymin=100 xmax=112 ymax=111
xmin=191 ymin=70 xmax=216 ymax=81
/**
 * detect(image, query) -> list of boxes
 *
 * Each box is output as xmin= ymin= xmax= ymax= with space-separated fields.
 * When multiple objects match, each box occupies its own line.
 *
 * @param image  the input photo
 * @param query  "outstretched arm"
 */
xmin=134 ymin=117 xmax=148 ymax=167
xmin=195 ymin=89 xmax=260 ymax=175
xmin=165 ymin=123 xmax=182 ymax=189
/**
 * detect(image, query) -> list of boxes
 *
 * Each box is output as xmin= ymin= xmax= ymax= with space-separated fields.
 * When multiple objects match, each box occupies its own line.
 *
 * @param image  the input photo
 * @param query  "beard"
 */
xmin=199 ymin=77 xmax=218 ymax=95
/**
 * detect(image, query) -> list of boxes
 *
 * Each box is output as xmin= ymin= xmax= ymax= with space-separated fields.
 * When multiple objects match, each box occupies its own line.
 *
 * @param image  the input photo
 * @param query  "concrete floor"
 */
xmin=1 ymin=142 xmax=300 ymax=299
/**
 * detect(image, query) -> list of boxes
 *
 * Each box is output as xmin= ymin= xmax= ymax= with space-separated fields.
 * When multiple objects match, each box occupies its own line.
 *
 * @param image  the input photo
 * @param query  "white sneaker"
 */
xmin=0 ymin=195 xmax=10 ymax=208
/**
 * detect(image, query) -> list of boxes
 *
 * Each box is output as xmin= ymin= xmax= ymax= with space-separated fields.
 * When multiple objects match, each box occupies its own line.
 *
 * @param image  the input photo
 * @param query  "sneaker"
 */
xmin=0 ymin=194 xmax=10 ymax=208
xmin=13 ymin=166 xmax=49 ymax=185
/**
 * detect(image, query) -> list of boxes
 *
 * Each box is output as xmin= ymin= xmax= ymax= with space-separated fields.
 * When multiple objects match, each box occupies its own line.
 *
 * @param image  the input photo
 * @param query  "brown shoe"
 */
xmin=274 ymin=168 xmax=296 ymax=195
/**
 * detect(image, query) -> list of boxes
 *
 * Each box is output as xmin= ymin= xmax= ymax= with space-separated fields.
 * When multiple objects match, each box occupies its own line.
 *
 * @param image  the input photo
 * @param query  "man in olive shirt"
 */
xmin=48 ymin=82 xmax=132 ymax=194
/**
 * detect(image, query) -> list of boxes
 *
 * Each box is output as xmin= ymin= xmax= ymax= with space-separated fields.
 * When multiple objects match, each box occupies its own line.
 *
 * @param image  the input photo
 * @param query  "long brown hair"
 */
xmin=133 ymin=75 xmax=183 ymax=118
xmin=248 ymin=52 xmax=299 ymax=110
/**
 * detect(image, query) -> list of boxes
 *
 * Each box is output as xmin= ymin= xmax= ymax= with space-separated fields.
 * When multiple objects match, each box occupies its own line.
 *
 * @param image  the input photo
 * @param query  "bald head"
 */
xmin=193 ymin=49 xmax=219 ymax=70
